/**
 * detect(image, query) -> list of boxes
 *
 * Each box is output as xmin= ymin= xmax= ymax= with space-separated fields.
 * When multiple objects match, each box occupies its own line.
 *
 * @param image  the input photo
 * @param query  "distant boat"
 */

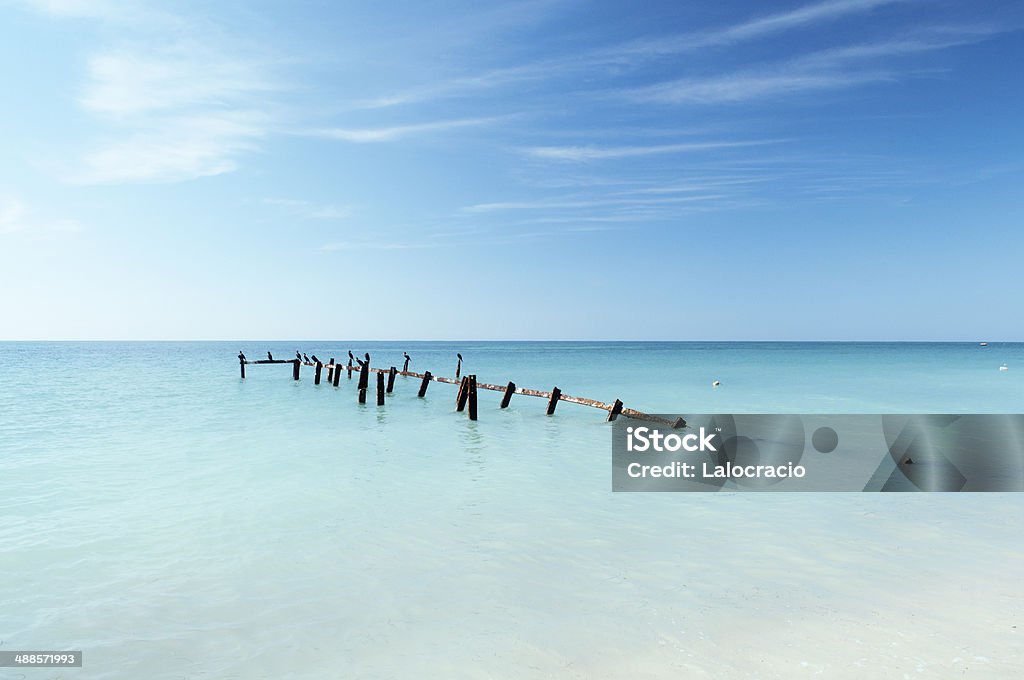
xmin=999 ymin=364 xmax=1009 ymax=372
xmin=980 ymin=342 xmax=989 ymax=346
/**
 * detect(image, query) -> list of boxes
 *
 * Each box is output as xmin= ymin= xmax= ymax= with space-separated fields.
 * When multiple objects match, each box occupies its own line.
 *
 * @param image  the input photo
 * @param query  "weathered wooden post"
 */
xmin=607 ymin=399 xmax=623 ymax=422
xmin=314 ymin=360 xmax=323 ymax=385
xmin=456 ymin=353 xmax=462 ymax=378
xmin=354 ymin=355 xmax=369 ymax=399
xmin=468 ymin=375 xmax=478 ymax=421
xmin=357 ymin=360 xmax=369 ymax=391
xmin=347 ymin=352 xmax=354 ymax=379
xmin=376 ymin=371 xmax=386 ymax=406
xmin=332 ymin=362 xmax=341 ymax=387
xmin=456 ymin=376 xmax=469 ymax=412
xmin=386 ymin=366 xmax=396 ymax=393
xmin=403 ymin=353 xmax=410 ymax=372
xmin=547 ymin=387 xmax=561 ymax=415
xmin=292 ymin=359 xmax=300 ymax=381
xmin=239 ymin=357 xmax=246 ymax=379
xmin=500 ymin=381 xmax=516 ymax=408
xmin=418 ymin=371 xmax=432 ymax=397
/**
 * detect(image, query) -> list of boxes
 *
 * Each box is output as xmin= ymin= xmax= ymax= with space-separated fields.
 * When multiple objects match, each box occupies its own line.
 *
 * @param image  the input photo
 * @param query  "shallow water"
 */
xmin=1 ymin=342 xmax=1022 ymax=678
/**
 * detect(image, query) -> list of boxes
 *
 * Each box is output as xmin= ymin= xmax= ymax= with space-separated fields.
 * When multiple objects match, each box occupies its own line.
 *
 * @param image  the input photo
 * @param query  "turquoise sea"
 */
xmin=1 ymin=342 xmax=1023 ymax=678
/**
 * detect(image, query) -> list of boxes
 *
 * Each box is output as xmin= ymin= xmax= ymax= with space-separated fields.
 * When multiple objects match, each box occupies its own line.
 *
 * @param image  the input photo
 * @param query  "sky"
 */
xmin=0 ymin=0 xmax=1022 ymax=340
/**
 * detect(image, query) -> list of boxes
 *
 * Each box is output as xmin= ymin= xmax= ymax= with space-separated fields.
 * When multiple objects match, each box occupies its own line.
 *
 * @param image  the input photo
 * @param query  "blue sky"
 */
xmin=1 ymin=0 xmax=1021 ymax=340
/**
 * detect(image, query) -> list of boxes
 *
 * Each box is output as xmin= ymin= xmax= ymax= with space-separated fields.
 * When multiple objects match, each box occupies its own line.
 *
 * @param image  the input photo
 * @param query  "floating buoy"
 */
xmin=712 ymin=380 xmax=721 ymax=388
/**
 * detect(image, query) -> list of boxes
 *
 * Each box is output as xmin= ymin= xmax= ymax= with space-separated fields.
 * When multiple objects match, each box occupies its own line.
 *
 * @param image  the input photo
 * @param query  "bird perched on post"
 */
xmin=456 ymin=353 xmax=463 ymax=378
xmin=348 ymin=351 xmax=355 ymax=364
xmin=303 ymin=353 xmax=310 ymax=363
xmin=311 ymin=355 xmax=320 ymax=364
xmin=267 ymin=351 xmax=273 ymax=361
xmin=295 ymin=351 xmax=302 ymax=361
xmin=403 ymin=352 xmax=411 ymax=371
xmin=238 ymin=351 xmax=246 ymax=362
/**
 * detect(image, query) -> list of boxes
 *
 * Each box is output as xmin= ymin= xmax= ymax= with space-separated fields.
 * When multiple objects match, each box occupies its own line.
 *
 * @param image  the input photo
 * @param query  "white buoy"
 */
xmin=712 ymin=380 xmax=721 ymax=387
xmin=999 ymin=364 xmax=1008 ymax=371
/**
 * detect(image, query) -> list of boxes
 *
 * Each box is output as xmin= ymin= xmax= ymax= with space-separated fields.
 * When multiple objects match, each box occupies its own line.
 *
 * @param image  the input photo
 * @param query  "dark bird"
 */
xmin=364 ymin=352 xmax=370 ymax=362
xmin=404 ymin=352 xmax=410 ymax=361
xmin=348 ymin=351 xmax=355 ymax=362
xmin=311 ymin=355 xmax=320 ymax=364
xmin=296 ymin=351 xmax=302 ymax=360
xmin=238 ymin=351 xmax=246 ymax=361
xmin=267 ymin=351 xmax=273 ymax=361
xmin=303 ymin=353 xmax=310 ymax=363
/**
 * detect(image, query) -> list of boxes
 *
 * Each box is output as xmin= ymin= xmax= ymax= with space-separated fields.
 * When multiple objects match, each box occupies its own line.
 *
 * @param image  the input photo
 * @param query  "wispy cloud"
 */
xmin=661 ymin=0 xmax=908 ymax=51
xmin=319 ymin=241 xmax=432 ymax=252
xmin=521 ymin=139 xmax=780 ymax=161
xmin=585 ymin=0 xmax=914 ymax=70
xmin=610 ymin=176 xmax=775 ymax=194
xmin=356 ymin=0 xmax=912 ymax=109
xmin=625 ymin=26 xmax=1005 ymax=105
xmin=461 ymin=194 xmax=726 ymax=214
xmin=263 ymin=198 xmax=352 ymax=220
xmin=311 ymin=117 xmax=506 ymax=142
xmin=74 ymin=111 xmax=269 ymax=184
xmin=631 ymin=70 xmax=893 ymax=104
xmin=790 ymin=26 xmax=1007 ymax=69
xmin=80 ymin=48 xmax=276 ymax=118
xmin=0 ymin=197 xmax=28 ymax=234
xmin=0 ymin=196 xmax=83 ymax=235
xmin=351 ymin=67 xmax=541 ymax=110
xmin=43 ymin=7 xmax=283 ymax=184
xmin=16 ymin=0 xmax=156 ymax=22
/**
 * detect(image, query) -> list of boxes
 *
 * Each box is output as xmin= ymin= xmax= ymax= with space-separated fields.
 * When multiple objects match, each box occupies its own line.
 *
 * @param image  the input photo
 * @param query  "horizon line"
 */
xmin=0 ymin=338 xmax=1018 ymax=344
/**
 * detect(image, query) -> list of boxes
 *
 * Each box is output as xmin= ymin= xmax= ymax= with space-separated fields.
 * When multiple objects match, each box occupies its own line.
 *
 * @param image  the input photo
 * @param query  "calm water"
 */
xmin=1 ymin=342 xmax=1022 ymax=679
